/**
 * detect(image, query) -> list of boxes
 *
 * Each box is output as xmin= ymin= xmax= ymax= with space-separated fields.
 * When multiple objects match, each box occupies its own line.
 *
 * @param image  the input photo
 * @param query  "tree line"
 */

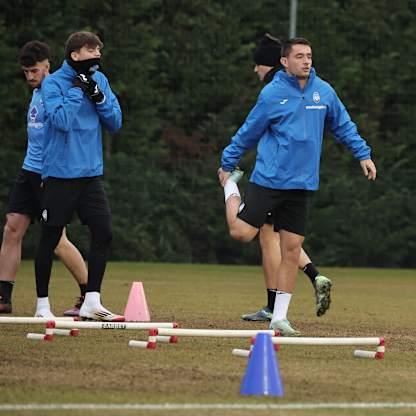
xmin=0 ymin=0 xmax=415 ymax=267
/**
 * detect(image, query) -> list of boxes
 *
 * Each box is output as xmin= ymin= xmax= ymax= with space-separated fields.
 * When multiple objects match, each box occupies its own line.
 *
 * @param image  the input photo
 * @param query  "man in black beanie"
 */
xmin=236 ymin=34 xmax=333 ymax=322
xmin=253 ymin=33 xmax=282 ymax=83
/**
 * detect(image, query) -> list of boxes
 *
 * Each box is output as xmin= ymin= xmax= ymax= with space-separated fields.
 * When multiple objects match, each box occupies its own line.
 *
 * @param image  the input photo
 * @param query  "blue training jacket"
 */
xmin=23 ymin=88 xmax=45 ymax=174
xmin=221 ymin=68 xmax=371 ymax=191
xmin=41 ymin=60 xmax=122 ymax=179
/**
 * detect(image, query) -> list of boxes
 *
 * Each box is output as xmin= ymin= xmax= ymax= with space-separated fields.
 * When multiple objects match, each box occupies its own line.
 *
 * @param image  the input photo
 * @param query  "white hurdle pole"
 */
xmin=154 ymin=328 xmax=279 ymax=338
xmin=232 ymin=348 xmax=251 ymax=358
xmin=49 ymin=321 xmax=178 ymax=330
xmin=0 ymin=317 xmax=77 ymax=324
xmin=52 ymin=329 xmax=80 ymax=337
xmin=26 ymin=333 xmax=53 ymax=341
xmin=269 ymin=337 xmax=384 ymax=346
xmin=267 ymin=336 xmax=385 ymax=360
xmin=128 ymin=340 xmax=157 ymax=349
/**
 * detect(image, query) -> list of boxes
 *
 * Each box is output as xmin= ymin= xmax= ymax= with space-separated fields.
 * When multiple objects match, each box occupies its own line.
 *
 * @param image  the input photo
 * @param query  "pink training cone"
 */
xmin=123 ymin=281 xmax=151 ymax=322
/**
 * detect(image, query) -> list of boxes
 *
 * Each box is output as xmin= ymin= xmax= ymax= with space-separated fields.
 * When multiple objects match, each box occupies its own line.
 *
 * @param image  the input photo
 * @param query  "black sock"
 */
xmin=79 ymin=284 xmax=87 ymax=298
xmin=267 ymin=288 xmax=277 ymax=311
xmin=302 ymin=262 xmax=320 ymax=286
xmin=0 ymin=281 xmax=14 ymax=303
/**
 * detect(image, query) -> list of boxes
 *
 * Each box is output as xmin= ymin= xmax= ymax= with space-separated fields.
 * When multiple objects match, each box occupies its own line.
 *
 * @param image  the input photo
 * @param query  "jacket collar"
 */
xmin=277 ymin=67 xmax=316 ymax=90
xmin=61 ymin=60 xmax=77 ymax=76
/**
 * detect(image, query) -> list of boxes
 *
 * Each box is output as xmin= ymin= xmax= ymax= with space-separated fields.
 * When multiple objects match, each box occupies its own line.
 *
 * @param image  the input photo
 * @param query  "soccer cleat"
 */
xmin=314 ymin=275 xmax=332 ymax=317
xmin=228 ymin=167 xmax=244 ymax=183
xmin=79 ymin=304 xmax=125 ymax=322
xmin=63 ymin=296 xmax=84 ymax=317
xmin=34 ymin=309 xmax=55 ymax=318
xmin=0 ymin=300 xmax=12 ymax=314
xmin=269 ymin=319 xmax=301 ymax=336
xmin=241 ymin=306 xmax=272 ymax=321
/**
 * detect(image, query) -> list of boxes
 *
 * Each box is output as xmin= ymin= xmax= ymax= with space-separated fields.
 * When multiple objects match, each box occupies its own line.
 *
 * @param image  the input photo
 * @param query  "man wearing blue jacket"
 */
xmin=241 ymin=34 xmax=332 ymax=323
xmin=0 ymin=41 xmax=88 ymax=316
xmin=35 ymin=31 xmax=124 ymax=321
xmin=218 ymin=37 xmax=376 ymax=336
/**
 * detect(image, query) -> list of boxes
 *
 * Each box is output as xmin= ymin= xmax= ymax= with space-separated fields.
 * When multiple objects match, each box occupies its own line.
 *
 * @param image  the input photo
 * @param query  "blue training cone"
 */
xmin=240 ymin=333 xmax=284 ymax=396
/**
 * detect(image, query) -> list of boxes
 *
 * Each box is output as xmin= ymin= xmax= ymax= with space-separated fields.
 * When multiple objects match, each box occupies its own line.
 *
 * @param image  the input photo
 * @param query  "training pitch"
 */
xmin=0 ymin=262 xmax=415 ymax=416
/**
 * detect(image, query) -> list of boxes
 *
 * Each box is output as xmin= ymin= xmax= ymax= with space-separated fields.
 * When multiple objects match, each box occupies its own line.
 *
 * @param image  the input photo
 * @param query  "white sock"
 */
xmin=271 ymin=291 xmax=292 ymax=321
xmin=224 ymin=180 xmax=240 ymax=202
xmin=36 ymin=297 xmax=50 ymax=311
xmin=83 ymin=292 xmax=101 ymax=308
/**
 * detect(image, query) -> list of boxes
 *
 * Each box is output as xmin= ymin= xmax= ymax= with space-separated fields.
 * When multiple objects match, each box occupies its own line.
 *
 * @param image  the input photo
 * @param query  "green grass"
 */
xmin=0 ymin=262 xmax=415 ymax=416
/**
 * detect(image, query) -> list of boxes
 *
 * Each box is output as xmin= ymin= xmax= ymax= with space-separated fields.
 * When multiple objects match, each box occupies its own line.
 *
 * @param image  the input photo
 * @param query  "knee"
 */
xmin=102 ymin=227 xmax=113 ymax=245
xmin=259 ymin=235 xmax=276 ymax=253
xmin=92 ymin=224 xmax=113 ymax=248
xmin=282 ymin=244 xmax=302 ymax=262
xmin=3 ymin=221 xmax=24 ymax=243
xmin=54 ymin=239 xmax=67 ymax=257
xmin=229 ymin=227 xmax=254 ymax=243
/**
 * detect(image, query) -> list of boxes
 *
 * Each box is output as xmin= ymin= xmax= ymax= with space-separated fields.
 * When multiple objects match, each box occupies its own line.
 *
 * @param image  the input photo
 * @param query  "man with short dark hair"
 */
xmin=219 ymin=37 xmax=376 ymax=336
xmin=0 ymin=40 xmax=88 ymax=316
xmin=35 ymin=31 xmax=123 ymax=321
xmin=240 ymin=34 xmax=332 ymax=323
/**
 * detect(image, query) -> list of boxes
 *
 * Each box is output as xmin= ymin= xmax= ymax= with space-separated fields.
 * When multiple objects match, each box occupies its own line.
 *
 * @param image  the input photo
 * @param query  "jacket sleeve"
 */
xmin=326 ymin=91 xmax=371 ymax=160
xmin=42 ymin=78 xmax=84 ymax=132
xmin=221 ymin=93 xmax=270 ymax=171
xmin=94 ymin=73 xmax=122 ymax=134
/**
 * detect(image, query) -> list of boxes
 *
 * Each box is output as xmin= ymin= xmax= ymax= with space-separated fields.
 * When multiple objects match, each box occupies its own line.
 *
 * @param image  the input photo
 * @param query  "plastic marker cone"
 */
xmin=240 ymin=333 xmax=284 ymax=396
xmin=123 ymin=282 xmax=150 ymax=322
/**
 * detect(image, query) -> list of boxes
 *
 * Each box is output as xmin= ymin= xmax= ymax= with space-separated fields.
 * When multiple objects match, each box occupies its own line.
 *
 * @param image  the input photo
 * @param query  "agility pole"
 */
xmin=153 ymin=328 xmax=279 ymax=338
xmin=0 ymin=317 xmax=77 ymax=324
xmin=268 ymin=337 xmax=384 ymax=346
xmin=49 ymin=321 xmax=178 ymax=330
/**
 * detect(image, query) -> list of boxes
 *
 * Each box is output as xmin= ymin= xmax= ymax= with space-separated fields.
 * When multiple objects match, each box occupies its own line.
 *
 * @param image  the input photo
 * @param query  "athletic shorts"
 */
xmin=40 ymin=176 xmax=111 ymax=226
xmin=7 ymin=169 xmax=42 ymax=222
xmin=237 ymin=182 xmax=312 ymax=236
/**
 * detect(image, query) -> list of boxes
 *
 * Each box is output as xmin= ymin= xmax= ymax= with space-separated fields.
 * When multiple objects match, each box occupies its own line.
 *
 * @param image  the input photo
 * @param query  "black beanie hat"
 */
xmin=253 ymin=33 xmax=281 ymax=67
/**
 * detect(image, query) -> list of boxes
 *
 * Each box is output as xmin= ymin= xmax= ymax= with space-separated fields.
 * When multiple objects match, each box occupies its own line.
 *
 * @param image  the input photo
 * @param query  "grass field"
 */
xmin=0 ymin=261 xmax=415 ymax=416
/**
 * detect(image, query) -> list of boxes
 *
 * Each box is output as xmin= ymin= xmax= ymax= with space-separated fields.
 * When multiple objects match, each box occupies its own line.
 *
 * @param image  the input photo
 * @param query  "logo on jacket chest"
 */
xmin=312 ymin=91 xmax=320 ymax=103
xmin=30 ymin=106 xmax=38 ymax=122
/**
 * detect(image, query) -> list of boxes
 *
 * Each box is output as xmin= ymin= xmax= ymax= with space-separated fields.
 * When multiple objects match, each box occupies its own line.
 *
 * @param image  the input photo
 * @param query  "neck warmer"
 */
xmin=68 ymin=57 xmax=101 ymax=74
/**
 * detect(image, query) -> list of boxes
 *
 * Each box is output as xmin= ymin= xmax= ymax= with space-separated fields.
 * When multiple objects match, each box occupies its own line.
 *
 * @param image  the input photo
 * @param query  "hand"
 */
xmin=88 ymin=80 xmax=105 ymax=104
xmin=73 ymin=73 xmax=90 ymax=92
xmin=73 ymin=74 xmax=105 ymax=104
xmin=217 ymin=167 xmax=231 ymax=187
xmin=360 ymin=159 xmax=377 ymax=180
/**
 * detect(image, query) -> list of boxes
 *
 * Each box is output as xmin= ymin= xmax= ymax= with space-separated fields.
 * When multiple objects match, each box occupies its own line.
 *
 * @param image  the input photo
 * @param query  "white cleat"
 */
xmin=79 ymin=304 xmax=125 ymax=322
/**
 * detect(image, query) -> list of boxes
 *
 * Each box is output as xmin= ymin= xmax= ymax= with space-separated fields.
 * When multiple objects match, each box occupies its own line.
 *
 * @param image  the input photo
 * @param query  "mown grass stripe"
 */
xmin=1 ymin=402 xmax=416 ymax=411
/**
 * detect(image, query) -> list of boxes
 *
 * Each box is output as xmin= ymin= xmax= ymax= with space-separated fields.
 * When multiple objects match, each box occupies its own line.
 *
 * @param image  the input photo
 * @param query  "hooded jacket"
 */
xmin=41 ymin=60 xmax=122 ymax=179
xmin=23 ymin=88 xmax=45 ymax=174
xmin=221 ymin=68 xmax=371 ymax=190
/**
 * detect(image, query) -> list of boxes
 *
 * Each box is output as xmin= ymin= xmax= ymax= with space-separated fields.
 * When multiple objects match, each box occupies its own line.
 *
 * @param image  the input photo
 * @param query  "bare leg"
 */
xmin=276 ymin=229 xmax=304 ymax=293
xmin=260 ymin=225 xmax=313 ymax=286
xmin=298 ymin=248 xmax=312 ymax=269
xmin=0 ymin=213 xmax=30 ymax=281
xmin=259 ymin=223 xmax=280 ymax=288
xmin=269 ymin=229 xmax=304 ymax=336
xmin=0 ymin=213 xmax=31 ymax=311
xmin=225 ymin=195 xmax=258 ymax=242
xmin=54 ymin=228 xmax=87 ymax=285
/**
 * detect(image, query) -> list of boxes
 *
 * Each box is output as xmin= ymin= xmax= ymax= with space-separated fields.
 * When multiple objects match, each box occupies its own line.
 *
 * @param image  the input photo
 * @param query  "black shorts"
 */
xmin=40 ymin=176 xmax=111 ymax=226
xmin=237 ymin=182 xmax=312 ymax=236
xmin=7 ymin=169 xmax=42 ymax=221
